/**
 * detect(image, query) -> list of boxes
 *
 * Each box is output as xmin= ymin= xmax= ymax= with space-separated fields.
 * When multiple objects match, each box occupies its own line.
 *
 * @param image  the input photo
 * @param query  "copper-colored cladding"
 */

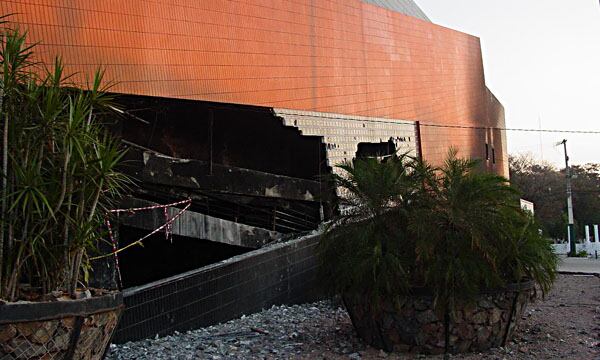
xmin=0 ymin=0 xmax=507 ymax=176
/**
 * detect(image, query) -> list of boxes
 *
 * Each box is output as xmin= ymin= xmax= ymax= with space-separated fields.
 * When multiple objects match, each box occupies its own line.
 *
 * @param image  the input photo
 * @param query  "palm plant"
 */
xmin=320 ymin=149 xmax=557 ymax=314
xmin=0 ymin=25 xmax=130 ymax=301
xmin=409 ymin=150 xmax=556 ymax=313
xmin=319 ymin=154 xmax=433 ymax=304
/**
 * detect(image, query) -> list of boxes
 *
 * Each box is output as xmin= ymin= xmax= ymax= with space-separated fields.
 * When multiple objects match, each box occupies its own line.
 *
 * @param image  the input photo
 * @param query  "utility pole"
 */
xmin=560 ymin=139 xmax=576 ymax=256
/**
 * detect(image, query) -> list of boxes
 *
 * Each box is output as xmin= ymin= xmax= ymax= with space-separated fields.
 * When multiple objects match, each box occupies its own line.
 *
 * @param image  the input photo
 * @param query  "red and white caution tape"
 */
xmin=90 ymin=198 xmax=192 ymax=289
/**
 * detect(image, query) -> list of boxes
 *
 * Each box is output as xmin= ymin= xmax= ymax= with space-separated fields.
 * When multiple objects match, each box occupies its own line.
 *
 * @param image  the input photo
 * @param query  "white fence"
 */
xmin=551 ymin=224 xmax=600 ymax=256
xmin=552 ymin=242 xmax=600 ymax=256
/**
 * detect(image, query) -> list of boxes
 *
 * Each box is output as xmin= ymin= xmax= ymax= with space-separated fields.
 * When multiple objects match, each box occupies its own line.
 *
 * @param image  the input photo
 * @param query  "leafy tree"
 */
xmin=570 ymin=164 xmax=600 ymax=235
xmin=509 ymin=154 xmax=565 ymax=238
xmin=509 ymin=154 xmax=600 ymax=239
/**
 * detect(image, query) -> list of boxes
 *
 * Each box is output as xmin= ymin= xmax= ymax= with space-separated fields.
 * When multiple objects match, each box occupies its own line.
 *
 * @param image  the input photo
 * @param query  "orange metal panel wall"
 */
xmin=0 ymin=0 xmax=507 ymax=176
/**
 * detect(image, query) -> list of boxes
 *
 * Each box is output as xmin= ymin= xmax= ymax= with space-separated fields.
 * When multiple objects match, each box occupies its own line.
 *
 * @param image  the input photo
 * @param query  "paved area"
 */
xmin=558 ymin=256 xmax=600 ymax=275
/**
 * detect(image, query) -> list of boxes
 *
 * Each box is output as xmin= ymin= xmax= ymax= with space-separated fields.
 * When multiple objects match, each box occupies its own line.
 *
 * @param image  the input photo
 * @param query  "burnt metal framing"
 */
xmin=133 ymin=184 xmax=322 ymax=234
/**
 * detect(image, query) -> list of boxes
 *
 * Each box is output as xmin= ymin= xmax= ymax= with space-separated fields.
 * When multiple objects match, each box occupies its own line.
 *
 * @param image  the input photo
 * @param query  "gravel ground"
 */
xmin=108 ymin=275 xmax=600 ymax=360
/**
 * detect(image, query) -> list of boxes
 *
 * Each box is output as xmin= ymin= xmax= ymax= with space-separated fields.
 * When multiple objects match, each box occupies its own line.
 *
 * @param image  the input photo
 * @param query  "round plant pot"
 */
xmin=343 ymin=281 xmax=534 ymax=355
xmin=0 ymin=292 xmax=123 ymax=360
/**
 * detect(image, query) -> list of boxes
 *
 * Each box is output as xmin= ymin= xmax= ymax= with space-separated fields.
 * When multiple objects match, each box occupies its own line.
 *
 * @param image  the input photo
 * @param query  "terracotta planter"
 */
xmin=343 ymin=281 xmax=534 ymax=355
xmin=0 ymin=292 xmax=123 ymax=360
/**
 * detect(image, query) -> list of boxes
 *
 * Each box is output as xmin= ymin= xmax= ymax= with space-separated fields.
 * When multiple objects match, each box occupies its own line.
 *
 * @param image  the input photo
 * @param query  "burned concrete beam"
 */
xmin=135 ymin=151 xmax=321 ymax=202
xmin=133 ymin=186 xmax=323 ymax=234
xmin=118 ymin=198 xmax=281 ymax=249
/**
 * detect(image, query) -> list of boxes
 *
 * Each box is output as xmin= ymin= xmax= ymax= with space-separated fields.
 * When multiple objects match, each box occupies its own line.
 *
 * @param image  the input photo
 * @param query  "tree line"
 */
xmin=509 ymin=154 xmax=600 ymax=240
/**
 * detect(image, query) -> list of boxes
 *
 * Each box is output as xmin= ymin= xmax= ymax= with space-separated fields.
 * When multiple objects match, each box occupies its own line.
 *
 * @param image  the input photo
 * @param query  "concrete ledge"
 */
xmin=119 ymin=198 xmax=280 ymax=249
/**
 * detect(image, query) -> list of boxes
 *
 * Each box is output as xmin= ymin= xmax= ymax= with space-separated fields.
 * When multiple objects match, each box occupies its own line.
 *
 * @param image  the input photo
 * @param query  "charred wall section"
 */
xmin=99 ymin=95 xmax=420 ymax=299
xmin=95 ymin=97 xmax=331 ymax=289
xmin=117 ymin=96 xmax=328 ymax=181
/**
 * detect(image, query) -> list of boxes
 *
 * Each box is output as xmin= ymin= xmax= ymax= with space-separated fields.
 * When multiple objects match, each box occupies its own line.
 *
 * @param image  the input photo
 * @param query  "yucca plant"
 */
xmin=0 ymin=25 xmax=130 ymax=301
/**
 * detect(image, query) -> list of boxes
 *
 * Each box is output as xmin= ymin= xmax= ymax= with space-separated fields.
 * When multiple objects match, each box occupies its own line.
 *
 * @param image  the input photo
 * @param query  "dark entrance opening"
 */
xmin=117 ymin=226 xmax=250 ymax=288
xmin=356 ymin=139 xmax=397 ymax=159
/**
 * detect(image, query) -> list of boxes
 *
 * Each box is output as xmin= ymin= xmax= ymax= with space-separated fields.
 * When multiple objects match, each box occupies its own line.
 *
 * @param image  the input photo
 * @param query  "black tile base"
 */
xmin=113 ymin=235 xmax=322 ymax=343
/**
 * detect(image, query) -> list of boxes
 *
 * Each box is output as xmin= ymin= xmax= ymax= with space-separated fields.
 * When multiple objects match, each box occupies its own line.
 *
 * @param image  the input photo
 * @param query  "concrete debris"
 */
xmin=108 ymin=300 xmax=361 ymax=360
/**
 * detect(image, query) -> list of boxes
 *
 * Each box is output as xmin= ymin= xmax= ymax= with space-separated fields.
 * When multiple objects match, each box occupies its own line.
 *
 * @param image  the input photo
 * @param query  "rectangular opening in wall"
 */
xmin=117 ymin=227 xmax=251 ymax=288
xmin=485 ymin=143 xmax=489 ymax=160
xmin=492 ymin=148 xmax=496 ymax=164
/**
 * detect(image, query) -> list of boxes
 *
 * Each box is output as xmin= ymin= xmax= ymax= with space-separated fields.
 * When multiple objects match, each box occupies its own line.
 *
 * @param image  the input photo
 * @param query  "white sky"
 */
xmin=415 ymin=0 xmax=600 ymax=167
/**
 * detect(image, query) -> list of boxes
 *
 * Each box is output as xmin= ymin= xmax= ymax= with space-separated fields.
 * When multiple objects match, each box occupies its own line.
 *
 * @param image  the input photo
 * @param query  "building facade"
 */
xmin=0 ymin=1 xmax=511 ymax=336
xmin=0 ymin=0 xmax=507 ymax=176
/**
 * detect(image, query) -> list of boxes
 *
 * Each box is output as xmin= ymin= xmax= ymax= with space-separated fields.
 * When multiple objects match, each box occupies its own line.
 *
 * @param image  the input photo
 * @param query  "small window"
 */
xmin=492 ymin=148 xmax=496 ymax=164
xmin=485 ymin=143 xmax=489 ymax=160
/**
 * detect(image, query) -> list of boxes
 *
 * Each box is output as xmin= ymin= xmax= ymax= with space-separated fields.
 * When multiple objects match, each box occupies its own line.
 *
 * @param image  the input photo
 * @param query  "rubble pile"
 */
xmin=108 ymin=300 xmax=364 ymax=359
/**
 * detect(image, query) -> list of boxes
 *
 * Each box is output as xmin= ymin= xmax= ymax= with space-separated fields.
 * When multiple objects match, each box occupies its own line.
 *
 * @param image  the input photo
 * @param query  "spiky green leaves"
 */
xmin=0 ymin=23 xmax=130 ymax=299
xmin=319 ymin=149 xmax=558 ymax=314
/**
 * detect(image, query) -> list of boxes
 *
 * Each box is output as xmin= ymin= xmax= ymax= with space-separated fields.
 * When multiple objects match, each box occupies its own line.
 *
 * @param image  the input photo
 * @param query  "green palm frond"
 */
xmin=320 ymin=148 xmax=558 ymax=315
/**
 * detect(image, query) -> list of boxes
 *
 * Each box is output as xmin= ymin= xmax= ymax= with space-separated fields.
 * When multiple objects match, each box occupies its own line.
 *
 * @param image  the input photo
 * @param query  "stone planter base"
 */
xmin=0 ymin=292 xmax=123 ymax=360
xmin=344 ymin=282 xmax=534 ymax=355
